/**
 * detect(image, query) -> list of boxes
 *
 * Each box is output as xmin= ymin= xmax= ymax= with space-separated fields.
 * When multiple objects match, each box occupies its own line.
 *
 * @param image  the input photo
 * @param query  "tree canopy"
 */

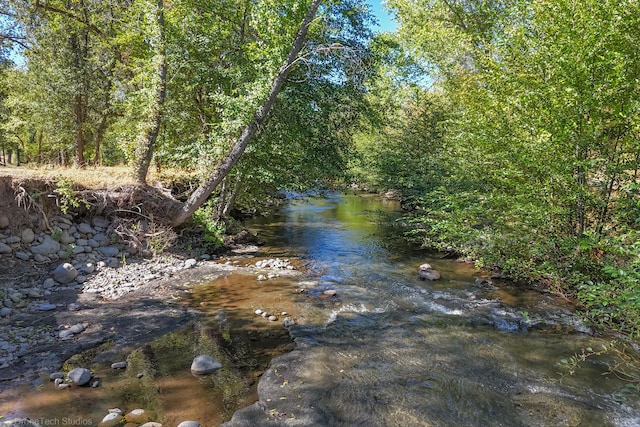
xmin=2 ymin=0 xmax=640 ymax=336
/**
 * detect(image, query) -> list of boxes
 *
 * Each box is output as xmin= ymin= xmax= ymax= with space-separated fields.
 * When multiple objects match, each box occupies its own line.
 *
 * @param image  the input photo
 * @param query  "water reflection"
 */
xmin=245 ymin=192 xmax=640 ymax=426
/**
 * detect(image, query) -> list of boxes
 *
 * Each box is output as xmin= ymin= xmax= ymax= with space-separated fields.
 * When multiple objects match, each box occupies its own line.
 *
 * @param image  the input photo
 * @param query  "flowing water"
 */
xmin=2 ymin=192 xmax=639 ymax=426
xmin=240 ymin=191 xmax=640 ymax=426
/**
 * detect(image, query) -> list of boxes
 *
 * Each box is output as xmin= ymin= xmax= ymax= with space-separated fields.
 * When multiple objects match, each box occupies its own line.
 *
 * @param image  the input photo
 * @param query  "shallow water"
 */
xmin=243 ymin=192 xmax=640 ymax=426
xmin=0 ymin=270 xmax=302 ymax=425
xmin=2 ymin=192 xmax=639 ymax=426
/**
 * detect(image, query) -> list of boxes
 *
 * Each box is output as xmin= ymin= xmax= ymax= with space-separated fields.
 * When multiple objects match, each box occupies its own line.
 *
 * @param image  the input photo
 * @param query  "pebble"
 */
xmin=323 ymin=289 xmax=337 ymax=296
xmin=268 ymin=315 xmax=278 ymax=321
xmin=177 ymin=422 xmax=201 ymax=427
xmin=283 ymin=317 xmax=296 ymax=327
xmin=111 ymin=361 xmax=127 ymax=369
xmin=50 ymin=372 xmax=64 ymax=380
xmin=257 ymin=274 xmax=267 ymax=281
xmin=255 ymin=309 xmax=263 ymax=315
xmin=37 ymin=304 xmax=56 ymax=311
xmin=185 ymin=258 xmax=197 ymax=268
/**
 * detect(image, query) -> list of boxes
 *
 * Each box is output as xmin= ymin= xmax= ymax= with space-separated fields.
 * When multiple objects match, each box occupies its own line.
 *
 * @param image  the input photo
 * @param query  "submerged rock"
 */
xmin=190 ymin=354 xmax=222 ymax=375
xmin=418 ymin=269 xmax=441 ymax=281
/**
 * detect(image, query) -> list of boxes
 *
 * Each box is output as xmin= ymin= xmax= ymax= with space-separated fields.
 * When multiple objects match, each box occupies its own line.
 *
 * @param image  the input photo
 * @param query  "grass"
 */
xmin=0 ymin=164 xmax=200 ymax=189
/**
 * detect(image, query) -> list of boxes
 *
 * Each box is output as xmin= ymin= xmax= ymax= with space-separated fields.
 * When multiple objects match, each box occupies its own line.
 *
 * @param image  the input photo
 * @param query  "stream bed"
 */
xmin=225 ymin=192 xmax=640 ymax=426
xmin=1 ymin=192 xmax=639 ymax=426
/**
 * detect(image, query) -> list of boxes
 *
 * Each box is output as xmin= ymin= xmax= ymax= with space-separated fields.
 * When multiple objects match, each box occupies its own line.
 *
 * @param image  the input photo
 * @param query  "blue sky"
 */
xmin=365 ymin=0 xmax=398 ymax=33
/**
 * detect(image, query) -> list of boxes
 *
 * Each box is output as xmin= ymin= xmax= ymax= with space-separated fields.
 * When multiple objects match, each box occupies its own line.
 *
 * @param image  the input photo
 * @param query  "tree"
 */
xmin=134 ymin=0 xmax=166 ymax=184
xmin=169 ymin=0 xmax=324 ymax=226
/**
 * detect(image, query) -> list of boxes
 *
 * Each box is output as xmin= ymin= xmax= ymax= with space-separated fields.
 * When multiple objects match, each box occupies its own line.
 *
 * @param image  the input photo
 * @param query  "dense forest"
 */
xmin=1 ymin=0 xmax=640 ymax=338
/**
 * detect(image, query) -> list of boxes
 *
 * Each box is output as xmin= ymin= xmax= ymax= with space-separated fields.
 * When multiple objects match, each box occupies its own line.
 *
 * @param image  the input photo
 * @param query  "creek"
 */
xmin=235 ymin=191 xmax=640 ymax=426
xmin=1 ymin=192 xmax=639 ymax=426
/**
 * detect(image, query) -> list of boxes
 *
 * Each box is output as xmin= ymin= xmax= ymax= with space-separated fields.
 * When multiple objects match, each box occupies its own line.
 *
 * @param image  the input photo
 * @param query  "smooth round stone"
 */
xmin=78 ymin=223 xmax=93 ymax=234
xmin=68 ymin=367 xmax=91 ymax=385
xmin=323 ymin=289 xmax=337 ymax=296
xmin=34 ymin=254 xmax=48 ymax=262
xmin=111 ymin=361 xmax=127 ymax=369
xmin=100 ymin=413 xmax=124 ymax=427
xmin=176 ymin=422 xmax=201 ymax=427
xmin=0 ymin=307 xmax=12 ymax=317
xmin=37 ymin=303 xmax=56 ymax=311
xmin=190 ymin=355 xmax=222 ymax=375
xmin=52 ymin=262 xmax=78 ymax=284
xmin=125 ymin=409 xmax=152 ymax=423
xmin=42 ymin=278 xmax=56 ymax=289
xmin=21 ymin=228 xmax=35 ymax=243
xmin=140 ymin=423 xmax=162 ymax=427
xmin=268 ymin=315 xmax=278 ymax=321
xmin=49 ymin=372 xmax=64 ymax=380
xmin=254 ymin=309 xmax=263 ymax=315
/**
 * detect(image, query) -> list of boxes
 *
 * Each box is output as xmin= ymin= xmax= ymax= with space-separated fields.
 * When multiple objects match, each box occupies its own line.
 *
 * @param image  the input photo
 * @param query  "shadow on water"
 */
xmin=0 ymin=271 xmax=305 ymax=425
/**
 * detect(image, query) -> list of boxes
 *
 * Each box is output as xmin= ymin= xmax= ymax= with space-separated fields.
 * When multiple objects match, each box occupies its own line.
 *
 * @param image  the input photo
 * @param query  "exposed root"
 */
xmin=12 ymin=183 xmax=52 ymax=232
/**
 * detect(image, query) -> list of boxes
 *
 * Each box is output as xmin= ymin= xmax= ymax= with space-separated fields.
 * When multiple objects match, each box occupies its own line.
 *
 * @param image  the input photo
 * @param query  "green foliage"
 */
xmin=557 ymin=340 xmax=640 ymax=402
xmin=192 ymin=201 xmax=226 ymax=250
xmin=54 ymin=176 xmax=89 ymax=214
xmin=346 ymin=0 xmax=640 ymax=338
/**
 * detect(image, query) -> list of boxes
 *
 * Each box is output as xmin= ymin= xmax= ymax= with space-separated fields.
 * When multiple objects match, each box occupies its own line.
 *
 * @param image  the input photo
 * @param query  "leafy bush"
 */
xmin=192 ymin=200 xmax=226 ymax=250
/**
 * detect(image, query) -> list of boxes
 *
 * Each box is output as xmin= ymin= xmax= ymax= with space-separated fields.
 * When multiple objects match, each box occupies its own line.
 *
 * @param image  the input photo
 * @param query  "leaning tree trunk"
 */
xmin=170 ymin=0 xmax=323 ymax=226
xmin=135 ymin=0 xmax=167 ymax=185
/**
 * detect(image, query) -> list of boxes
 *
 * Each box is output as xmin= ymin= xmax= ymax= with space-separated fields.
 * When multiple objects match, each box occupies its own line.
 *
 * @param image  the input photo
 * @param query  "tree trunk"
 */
xmin=135 ymin=0 xmax=167 ymax=185
xmin=170 ymin=0 xmax=323 ymax=226
xmin=73 ymin=93 xmax=87 ymax=167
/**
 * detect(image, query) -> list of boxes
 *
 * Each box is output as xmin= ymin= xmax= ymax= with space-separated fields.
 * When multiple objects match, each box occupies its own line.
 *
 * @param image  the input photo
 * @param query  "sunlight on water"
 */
xmin=246 ymin=191 xmax=640 ymax=426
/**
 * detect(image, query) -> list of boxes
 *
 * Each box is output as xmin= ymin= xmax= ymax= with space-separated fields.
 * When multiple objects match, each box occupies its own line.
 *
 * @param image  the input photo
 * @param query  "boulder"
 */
xmin=52 ymin=263 xmax=78 ymax=284
xmin=190 ymin=354 xmax=222 ymax=375
xmin=68 ymin=367 xmax=92 ymax=385
xmin=31 ymin=236 xmax=61 ymax=255
xmin=418 ymin=269 xmax=441 ymax=281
